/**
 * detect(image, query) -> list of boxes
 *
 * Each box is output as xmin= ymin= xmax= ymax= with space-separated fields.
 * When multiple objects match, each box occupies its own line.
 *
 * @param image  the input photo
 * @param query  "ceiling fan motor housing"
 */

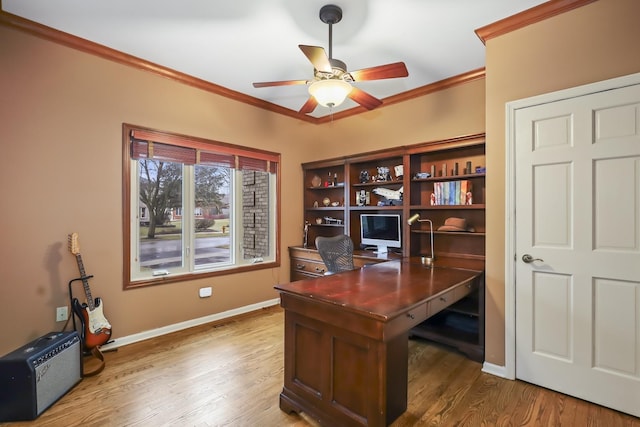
xmin=329 ymin=58 xmax=347 ymax=72
xmin=314 ymin=58 xmax=353 ymax=83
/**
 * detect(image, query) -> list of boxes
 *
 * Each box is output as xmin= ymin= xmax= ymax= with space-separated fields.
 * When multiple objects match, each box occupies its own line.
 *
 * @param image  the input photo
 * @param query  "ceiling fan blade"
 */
xmin=299 ymin=45 xmax=332 ymax=73
xmin=299 ymin=96 xmax=318 ymax=114
xmin=348 ymin=87 xmax=383 ymax=110
xmin=349 ymin=62 xmax=409 ymax=81
xmin=253 ymin=79 xmax=308 ymax=88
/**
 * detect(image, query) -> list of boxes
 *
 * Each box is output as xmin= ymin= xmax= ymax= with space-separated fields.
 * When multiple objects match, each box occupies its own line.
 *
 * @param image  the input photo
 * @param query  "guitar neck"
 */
xmin=75 ymin=253 xmax=95 ymax=310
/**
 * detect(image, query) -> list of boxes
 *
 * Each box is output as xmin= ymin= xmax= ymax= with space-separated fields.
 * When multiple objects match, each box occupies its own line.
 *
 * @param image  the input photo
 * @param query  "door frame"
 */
xmin=503 ymin=71 xmax=640 ymax=380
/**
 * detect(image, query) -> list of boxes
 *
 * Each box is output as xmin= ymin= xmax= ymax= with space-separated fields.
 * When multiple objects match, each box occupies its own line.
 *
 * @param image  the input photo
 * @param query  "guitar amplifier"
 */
xmin=0 ymin=331 xmax=82 ymax=421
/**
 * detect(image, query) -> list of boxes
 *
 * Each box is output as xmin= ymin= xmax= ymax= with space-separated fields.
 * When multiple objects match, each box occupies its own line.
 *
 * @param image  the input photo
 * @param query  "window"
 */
xmin=123 ymin=124 xmax=280 ymax=288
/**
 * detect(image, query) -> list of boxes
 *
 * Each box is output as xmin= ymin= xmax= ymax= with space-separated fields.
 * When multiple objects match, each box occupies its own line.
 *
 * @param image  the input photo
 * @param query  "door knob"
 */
xmin=522 ymin=254 xmax=543 ymax=263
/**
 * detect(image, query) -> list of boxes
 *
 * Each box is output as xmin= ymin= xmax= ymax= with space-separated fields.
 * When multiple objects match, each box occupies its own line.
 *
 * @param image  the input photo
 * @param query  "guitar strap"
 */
xmin=83 ymin=346 xmax=106 ymax=377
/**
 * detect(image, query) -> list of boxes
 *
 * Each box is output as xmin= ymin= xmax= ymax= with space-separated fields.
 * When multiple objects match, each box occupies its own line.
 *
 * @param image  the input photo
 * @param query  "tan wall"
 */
xmin=316 ymin=80 xmax=485 ymax=157
xmin=484 ymin=0 xmax=640 ymax=365
xmin=0 ymin=24 xmax=484 ymax=355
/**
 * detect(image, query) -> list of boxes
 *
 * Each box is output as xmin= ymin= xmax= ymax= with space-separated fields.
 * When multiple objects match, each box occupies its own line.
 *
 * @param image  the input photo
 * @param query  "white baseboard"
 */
xmin=101 ymin=298 xmax=280 ymax=351
xmin=482 ymin=361 xmax=508 ymax=378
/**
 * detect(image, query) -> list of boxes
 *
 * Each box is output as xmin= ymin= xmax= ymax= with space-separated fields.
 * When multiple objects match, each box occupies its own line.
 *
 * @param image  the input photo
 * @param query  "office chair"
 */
xmin=315 ymin=235 xmax=355 ymax=275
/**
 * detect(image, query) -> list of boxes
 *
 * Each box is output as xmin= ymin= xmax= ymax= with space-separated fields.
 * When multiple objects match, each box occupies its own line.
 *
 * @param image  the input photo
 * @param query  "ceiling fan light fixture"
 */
xmin=308 ymin=79 xmax=352 ymax=108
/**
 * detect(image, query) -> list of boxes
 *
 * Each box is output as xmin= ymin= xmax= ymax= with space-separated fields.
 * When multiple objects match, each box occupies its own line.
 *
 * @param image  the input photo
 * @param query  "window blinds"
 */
xmin=129 ymin=128 xmax=279 ymax=173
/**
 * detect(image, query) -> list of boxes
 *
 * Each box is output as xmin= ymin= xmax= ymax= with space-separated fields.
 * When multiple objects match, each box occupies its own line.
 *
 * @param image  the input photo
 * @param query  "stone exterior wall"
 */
xmin=242 ymin=170 xmax=270 ymax=258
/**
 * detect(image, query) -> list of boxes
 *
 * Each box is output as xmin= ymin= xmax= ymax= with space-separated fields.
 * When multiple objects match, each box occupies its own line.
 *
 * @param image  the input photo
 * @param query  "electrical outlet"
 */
xmin=56 ymin=306 xmax=69 ymax=322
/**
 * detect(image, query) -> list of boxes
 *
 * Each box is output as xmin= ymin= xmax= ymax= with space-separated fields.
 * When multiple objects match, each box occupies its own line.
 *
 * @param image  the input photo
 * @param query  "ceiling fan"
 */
xmin=252 ymin=4 xmax=409 ymax=114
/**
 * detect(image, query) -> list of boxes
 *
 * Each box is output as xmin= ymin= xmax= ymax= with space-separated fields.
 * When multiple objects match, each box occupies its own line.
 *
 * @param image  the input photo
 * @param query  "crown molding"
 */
xmin=475 ymin=0 xmax=597 ymax=44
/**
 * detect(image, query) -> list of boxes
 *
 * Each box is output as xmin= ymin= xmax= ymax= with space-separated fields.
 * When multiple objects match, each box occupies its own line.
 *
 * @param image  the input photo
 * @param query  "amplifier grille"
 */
xmin=35 ymin=337 xmax=82 ymax=413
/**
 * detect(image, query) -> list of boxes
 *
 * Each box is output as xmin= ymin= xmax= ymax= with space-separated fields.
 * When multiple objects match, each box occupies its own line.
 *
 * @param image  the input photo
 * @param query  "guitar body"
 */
xmin=72 ymin=297 xmax=111 ymax=350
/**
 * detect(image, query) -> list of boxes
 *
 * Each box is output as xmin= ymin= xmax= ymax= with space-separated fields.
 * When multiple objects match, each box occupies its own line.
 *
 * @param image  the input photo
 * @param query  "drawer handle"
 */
xmin=407 ymin=313 xmax=415 ymax=320
xmin=296 ymin=264 xmax=305 ymax=270
xmin=439 ymin=297 xmax=447 ymax=302
xmin=315 ymin=267 xmax=325 ymax=273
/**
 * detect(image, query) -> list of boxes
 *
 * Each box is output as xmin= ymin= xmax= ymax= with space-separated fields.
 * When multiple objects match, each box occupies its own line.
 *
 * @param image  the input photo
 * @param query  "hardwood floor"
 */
xmin=3 ymin=306 xmax=638 ymax=427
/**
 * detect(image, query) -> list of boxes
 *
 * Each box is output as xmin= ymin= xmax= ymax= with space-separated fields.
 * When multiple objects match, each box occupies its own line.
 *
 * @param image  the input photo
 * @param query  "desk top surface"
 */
xmin=275 ymin=258 xmax=481 ymax=321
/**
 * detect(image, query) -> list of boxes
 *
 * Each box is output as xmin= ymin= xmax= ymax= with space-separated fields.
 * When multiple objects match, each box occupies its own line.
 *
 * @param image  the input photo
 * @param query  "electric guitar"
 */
xmin=68 ymin=233 xmax=112 ymax=349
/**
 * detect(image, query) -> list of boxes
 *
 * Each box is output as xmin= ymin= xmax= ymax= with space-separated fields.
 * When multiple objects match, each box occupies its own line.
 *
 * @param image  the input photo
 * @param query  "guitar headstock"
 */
xmin=68 ymin=232 xmax=80 ymax=255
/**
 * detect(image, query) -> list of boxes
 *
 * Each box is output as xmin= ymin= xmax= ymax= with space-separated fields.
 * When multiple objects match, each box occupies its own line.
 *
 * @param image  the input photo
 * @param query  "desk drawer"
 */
xmin=428 ymin=280 xmax=476 ymax=317
xmin=292 ymin=259 xmax=327 ymax=277
xmin=387 ymin=302 xmax=428 ymax=338
xmin=455 ymin=280 xmax=477 ymax=300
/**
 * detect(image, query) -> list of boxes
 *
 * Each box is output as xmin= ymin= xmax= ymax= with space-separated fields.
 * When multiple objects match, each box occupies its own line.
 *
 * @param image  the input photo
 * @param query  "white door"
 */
xmin=514 ymin=82 xmax=640 ymax=416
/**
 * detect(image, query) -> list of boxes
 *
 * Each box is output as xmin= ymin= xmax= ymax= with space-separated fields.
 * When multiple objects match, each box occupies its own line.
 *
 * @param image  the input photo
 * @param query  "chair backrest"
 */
xmin=315 ymin=235 xmax=355 ymax=274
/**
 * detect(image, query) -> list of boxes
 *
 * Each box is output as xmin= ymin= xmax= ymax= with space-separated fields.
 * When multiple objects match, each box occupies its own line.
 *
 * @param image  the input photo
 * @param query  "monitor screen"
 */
xmin=360 ymin=214 xmax=402 ymax=254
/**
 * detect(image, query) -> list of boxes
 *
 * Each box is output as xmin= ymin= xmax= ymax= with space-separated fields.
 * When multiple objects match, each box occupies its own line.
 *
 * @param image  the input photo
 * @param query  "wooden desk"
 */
xmin=274 ymin=258 xmax=482 ymax=427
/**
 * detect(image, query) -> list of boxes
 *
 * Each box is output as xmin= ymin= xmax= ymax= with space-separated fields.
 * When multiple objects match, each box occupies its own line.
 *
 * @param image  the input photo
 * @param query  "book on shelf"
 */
xmin=433 ymin=182 xmax=442 ymax=205
xmin=443 ymin=181 xmax=450 ymax=205
xmin=431 ymin=180 xmax=472 ymax=206
xmin=460 ymin=180 xmax=468 ymax=204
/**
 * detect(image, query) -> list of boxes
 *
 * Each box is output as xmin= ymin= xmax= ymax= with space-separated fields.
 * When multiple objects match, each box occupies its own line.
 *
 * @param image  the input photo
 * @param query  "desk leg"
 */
xmin=386 ymin=332 xmax=409 ymax=424
xmin=280 ymin=308 xmax=409 ymax=427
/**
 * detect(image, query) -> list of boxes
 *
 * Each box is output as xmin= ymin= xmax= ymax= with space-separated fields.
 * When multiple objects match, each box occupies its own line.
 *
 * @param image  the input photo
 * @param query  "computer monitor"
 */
xmin=360 ymin=213 xmax=402 ymax=255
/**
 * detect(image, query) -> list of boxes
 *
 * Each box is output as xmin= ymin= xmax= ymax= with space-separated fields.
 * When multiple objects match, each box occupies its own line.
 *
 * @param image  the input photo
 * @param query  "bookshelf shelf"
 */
xmin=409 ymin=204 xmax=486 ymax=210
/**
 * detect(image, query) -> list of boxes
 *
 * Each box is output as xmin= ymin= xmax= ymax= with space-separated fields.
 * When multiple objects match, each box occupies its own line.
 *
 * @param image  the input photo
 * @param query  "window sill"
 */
xmin=125 ymin=259 xmax=280 ymax=289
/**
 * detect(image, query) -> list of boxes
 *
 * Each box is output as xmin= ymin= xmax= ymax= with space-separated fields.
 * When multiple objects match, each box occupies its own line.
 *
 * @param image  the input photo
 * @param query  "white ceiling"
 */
xmin=3 ymin=0 xmax=547 ymax=118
